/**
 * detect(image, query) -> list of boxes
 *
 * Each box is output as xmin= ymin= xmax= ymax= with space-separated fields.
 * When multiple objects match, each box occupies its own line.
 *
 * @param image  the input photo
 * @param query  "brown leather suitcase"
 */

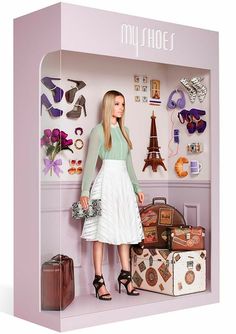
xmin=41 ymin=254 xmax=75 ymax=310
xmin=167 ymin=226 xmax=205 ymax=251
xmin=139 ymin=197 xmax=186 ymax=248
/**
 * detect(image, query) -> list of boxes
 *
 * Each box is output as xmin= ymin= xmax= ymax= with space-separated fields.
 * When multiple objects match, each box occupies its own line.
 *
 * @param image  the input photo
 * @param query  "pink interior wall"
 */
xmin=40 ymin=50 xmax=212 ymax=295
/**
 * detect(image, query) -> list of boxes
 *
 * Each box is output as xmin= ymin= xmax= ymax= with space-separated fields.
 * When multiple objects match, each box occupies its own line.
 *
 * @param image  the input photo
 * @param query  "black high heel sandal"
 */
xmin=117 ymin=269 xmax=140 ymax=296
xmin=93 ymin=274 xmax=112 ymax=301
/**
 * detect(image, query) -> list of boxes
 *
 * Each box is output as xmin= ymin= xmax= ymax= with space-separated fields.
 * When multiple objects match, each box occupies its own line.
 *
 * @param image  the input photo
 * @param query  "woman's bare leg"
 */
xmin=117 ymin=244 xmax=137 ymax=293
xmin=93 ymin=241 xmax=111 ymax=298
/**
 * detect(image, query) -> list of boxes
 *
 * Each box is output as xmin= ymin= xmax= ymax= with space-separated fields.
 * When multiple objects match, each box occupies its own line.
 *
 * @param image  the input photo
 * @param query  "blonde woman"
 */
xmin=80 ymin=90 xmax=144 ymax=301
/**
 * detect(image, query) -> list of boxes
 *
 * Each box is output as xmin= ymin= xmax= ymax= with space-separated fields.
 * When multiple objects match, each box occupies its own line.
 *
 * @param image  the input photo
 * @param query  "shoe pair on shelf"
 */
xmin=41 ymin=77 xmax=86 ymax=118
xmin=93 ymin=269 xmax=139 ymax=301
xmin=178 ymin=108 xmax=207 ymax=134
xmin=180 ymin=77 xmax=207 ymax=103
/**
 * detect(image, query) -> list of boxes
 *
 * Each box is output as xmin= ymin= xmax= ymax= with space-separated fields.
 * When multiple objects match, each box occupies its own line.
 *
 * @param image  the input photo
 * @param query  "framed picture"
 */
xmin=142 ymin=75 xmax=148 ymax=83
xmin=150 ymin=79 xmax=160 ymax=99
xmin=134 ymin=75 xmax=140 ymax=83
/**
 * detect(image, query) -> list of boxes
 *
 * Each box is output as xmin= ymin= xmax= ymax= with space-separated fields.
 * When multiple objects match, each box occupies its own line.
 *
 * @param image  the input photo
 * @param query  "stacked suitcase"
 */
xmin=130 ymin=197 xmax=206 ymax=296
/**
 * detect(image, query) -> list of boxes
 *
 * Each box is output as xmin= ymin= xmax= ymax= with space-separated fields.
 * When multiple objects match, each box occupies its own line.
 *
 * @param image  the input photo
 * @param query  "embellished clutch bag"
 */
xmin=72 ymin=199 xmax=102 ymax=219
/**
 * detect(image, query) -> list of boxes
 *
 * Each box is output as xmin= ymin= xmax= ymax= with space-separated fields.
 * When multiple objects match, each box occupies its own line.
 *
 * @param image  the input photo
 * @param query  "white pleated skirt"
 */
xmin=80 ymin=159 xmax=144 ymax=245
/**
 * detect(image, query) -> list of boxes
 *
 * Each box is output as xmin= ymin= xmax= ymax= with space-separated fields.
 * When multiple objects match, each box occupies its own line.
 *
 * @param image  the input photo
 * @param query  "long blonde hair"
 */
xmin=101 ymin=90 xmax=133 ymax=151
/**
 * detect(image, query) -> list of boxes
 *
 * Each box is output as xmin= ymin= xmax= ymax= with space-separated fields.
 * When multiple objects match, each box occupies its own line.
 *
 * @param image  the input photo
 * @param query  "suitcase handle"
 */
xmin=52 ymin=254 xmax=69 ymax=262
xmin=152 ymin=197 xmax=167 ymax=205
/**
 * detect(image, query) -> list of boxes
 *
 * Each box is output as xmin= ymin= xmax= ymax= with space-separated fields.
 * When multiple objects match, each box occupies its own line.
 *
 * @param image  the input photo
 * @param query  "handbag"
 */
xmin=72 ymin=199 xmax=102 ymax=219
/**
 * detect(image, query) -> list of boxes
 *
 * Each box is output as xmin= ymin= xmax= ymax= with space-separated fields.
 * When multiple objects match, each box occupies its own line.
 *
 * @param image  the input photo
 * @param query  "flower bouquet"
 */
xmin=41 ymin=128 xmax=73 ymax=176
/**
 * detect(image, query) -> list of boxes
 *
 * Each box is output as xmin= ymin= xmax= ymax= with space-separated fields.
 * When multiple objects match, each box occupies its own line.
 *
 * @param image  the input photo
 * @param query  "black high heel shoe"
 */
xmin=65 ymin=79 xmax=86 ymax=103
xmin=66 ymin=95 xmax=86 ymax=119
xmin=93 ymin=274 xmax=112 ymax=301
xmin=117 ymin=269 xmax=140 ymax=296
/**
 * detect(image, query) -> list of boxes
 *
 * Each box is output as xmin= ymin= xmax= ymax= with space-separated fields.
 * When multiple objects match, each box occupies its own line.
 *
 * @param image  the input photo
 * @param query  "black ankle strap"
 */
xmin=121 ymin=269 xmax=131 ymax=275
xmin=93 ymin=274 xmax=105 ymax=288
xmin=95 ymin=274 xmax=103 ymax=278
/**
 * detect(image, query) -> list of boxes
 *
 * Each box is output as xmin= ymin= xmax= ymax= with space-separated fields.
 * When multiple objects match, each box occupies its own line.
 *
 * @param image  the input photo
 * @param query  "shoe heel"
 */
xmin=40 ymin=98 xmax=43 ymax=116
xmin=79 ymin=95 xmax=87 ymax=117
xmin=67 ymin=79 xmax=77 ymax=83
xmin=118 ymin=281 xmax=121 ymax=294
xmin=41 ymin=77 xmax=61 ymax=84
xmin=83 ymin=104 xmax=87 ymax=117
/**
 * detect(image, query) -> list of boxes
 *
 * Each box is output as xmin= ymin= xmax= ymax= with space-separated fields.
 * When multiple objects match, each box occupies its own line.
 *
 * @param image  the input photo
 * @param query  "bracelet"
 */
xmin=75 ymin=127 xmax=83 ymax=136
xmin=74 ymin=138 xmax=84 ymax=150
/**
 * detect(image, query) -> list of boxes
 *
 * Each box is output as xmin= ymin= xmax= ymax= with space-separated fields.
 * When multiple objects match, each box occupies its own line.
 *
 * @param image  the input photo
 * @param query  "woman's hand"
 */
xmin=137 ymin=192 xmax=144 ymax=205
xmin=80 ymin=196 xmax=89 ymax=210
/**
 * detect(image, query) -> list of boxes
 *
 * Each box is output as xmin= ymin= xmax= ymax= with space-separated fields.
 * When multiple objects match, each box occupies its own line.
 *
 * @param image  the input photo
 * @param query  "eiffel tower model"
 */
xmin=142 ymin=111 xmax=167 ymax=172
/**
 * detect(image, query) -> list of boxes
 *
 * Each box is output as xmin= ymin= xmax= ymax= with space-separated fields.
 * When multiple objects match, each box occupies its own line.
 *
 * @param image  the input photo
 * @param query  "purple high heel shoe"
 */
xmin=41 ymin=94 xmax=63 ymax=117
xmin=41 ymin=77 xmax=64 ymax=103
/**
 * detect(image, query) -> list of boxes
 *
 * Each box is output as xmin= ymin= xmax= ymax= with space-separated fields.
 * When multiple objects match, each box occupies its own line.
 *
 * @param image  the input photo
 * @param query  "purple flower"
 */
xmin=51 ymin=135 xmax=59 ymax=143
xmin=50 ymin=129 xmax=60 ymax=143
xmin=60 ymin=131 xmax=68 ymax=139
xmin=41 ymin=135 xmax=50 ymax=146
xmin=44 ymin=129 xmax=51 ymax=138
xmin=61 ymin=139 xmax=73 ymax=148
xmin=52 ymin=128 xmax=60 ymax=138
xmin=41 ymin=128 xmax=74 ymax=158
xmin=41 ymin=137 xmax=46 ymax=146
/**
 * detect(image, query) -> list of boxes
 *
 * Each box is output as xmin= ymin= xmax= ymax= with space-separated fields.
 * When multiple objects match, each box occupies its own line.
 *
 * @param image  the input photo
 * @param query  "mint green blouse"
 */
xmin=81 ymin=122 xmax=142 ymax=197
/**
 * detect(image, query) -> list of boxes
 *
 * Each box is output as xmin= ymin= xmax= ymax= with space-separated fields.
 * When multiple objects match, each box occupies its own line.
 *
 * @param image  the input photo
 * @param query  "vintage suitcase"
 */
xmin=139 ymin=197 xmax=186 ymax=248
xmin=41 ymin=254 xmax=75 ymax=310
xmin=130 ymin=246 xmax=206 ymax=296
xmin=167 ymin=226 xmax=205 ymax=251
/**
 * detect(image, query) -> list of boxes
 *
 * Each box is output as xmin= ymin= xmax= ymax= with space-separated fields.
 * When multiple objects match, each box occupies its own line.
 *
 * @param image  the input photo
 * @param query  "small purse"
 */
xmin=72 ymin=199 xmax=102 ymax=219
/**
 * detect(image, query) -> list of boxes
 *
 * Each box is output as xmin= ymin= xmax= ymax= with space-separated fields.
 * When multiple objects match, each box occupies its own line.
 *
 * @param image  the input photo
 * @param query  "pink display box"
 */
xmin=14 ymin=2 xmax=219 ymax=332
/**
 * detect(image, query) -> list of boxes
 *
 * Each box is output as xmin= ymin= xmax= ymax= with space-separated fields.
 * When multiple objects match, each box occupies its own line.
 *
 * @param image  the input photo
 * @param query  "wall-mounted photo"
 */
xmin=151 ymin=79 xmax=160 ymax=99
